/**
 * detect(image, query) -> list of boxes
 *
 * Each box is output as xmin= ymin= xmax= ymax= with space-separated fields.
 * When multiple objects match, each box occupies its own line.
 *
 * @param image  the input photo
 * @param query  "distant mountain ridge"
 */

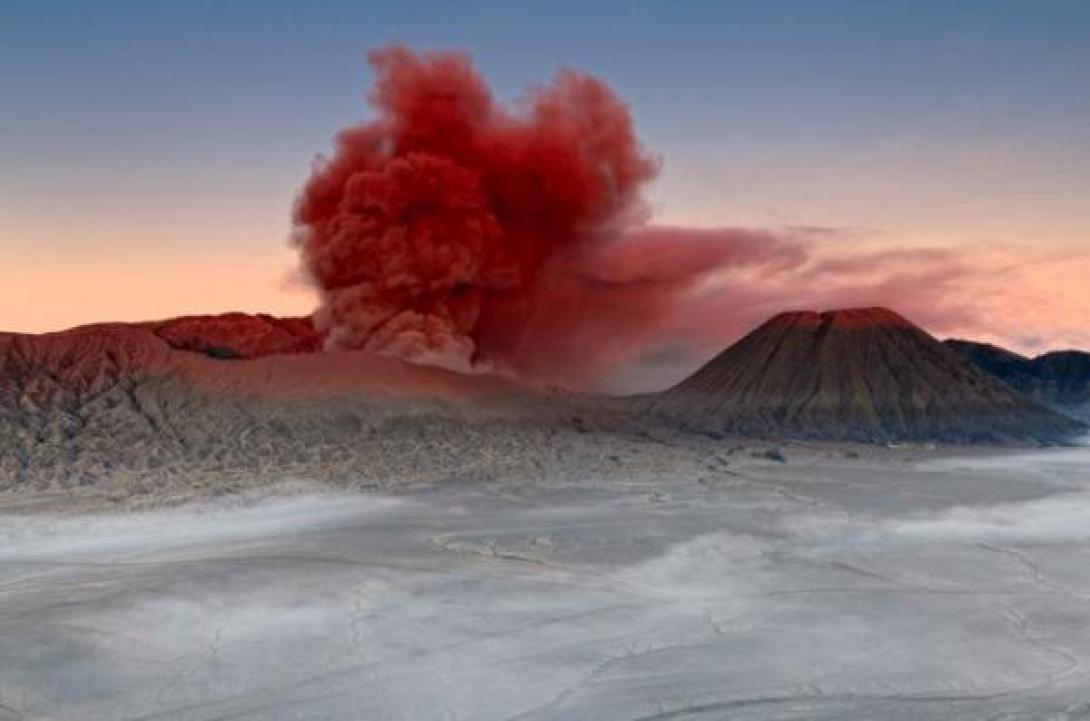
xmin=643 ymin=308 xmax=1082 ymax=444
xmin=945 ymin=339 xmax=1090 ymax=421
xmin=145 ymin=313 xmax=322 ymax=358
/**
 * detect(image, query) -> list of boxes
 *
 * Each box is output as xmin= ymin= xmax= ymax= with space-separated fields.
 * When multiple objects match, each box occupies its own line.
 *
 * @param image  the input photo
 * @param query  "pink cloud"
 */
xmin=600 ymin=232 xmax=1090 ymax=393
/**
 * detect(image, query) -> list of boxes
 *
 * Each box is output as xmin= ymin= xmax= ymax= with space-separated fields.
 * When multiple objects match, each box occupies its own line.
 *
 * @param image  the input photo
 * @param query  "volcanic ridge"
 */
xmin=0 ymin=306 xmax=1084 ymax=497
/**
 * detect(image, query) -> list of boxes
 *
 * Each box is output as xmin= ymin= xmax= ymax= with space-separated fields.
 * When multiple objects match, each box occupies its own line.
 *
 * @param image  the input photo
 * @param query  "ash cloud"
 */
xmin=294 ymin=46 xmax=1018 ymax=392
xmin=293 ymin=46 xmax=658 ymax=377
xmin=293 ymin=47 xmax=821 ymax=387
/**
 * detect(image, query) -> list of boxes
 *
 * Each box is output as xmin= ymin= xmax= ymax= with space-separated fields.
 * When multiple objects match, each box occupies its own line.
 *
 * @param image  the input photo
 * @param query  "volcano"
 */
xmin=1 ymin=307 xmax=1083 ymax=496
xmin=643 ymin=307 xmax=1083 ymax=444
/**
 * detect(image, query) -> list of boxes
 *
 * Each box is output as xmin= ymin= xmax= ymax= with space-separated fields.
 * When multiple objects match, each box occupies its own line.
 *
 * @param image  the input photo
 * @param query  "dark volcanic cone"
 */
xmin=644 ymin=307 xmax=1084 ymax=444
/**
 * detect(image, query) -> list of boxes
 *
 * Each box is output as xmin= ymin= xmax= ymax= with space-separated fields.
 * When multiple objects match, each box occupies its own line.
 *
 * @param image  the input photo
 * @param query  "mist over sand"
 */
xmin=3 ymin=441 xmax=1089 ymax=720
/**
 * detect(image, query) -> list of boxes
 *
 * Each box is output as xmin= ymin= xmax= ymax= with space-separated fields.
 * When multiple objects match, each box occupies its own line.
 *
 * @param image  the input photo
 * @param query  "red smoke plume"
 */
xmin=294 ymin=46 xmax=663 ymax=378
xmin=294 ymin=47 xmax=1008 ymax=392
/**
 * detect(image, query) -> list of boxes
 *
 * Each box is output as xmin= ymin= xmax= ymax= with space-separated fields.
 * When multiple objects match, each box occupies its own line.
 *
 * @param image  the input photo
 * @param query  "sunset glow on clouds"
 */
xmin=597 ymin=232 xmax=1090 ymax=391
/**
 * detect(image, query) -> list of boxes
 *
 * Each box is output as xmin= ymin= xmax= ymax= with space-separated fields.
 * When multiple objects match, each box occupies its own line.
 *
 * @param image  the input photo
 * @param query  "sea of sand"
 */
xmin=2 ymin=439 xmax=1089 ymax=720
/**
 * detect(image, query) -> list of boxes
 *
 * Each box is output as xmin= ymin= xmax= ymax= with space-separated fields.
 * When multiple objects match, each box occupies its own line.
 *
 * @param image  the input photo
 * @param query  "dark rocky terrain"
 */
xmin=643 ymin=307 xmax=1083 ymax=444
xmin=946 ymin=339 xmax=1090 ymax=421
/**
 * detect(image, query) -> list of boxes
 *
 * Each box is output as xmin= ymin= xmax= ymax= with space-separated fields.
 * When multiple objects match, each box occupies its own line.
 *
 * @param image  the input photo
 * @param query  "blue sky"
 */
xmin=2 ymin=0 xmax=1088 ymax=339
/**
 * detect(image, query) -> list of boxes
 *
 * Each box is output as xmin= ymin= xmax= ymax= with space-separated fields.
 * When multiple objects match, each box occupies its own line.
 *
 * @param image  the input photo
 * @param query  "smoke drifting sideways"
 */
xmin=294 ymin=47 xmax=1004 ymax=393
xmin=293 ymin=47 xmax=769 ymax=387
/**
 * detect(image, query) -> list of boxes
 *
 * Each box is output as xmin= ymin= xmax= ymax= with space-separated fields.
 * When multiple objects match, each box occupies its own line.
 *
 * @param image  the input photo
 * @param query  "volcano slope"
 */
xmin=1 ymin=308 xmax=1083 ymax=503
xmin=0 ymin=317 xmax=655 ymax=503
xmin=643 ymin=308 xmax=1083 ymax=444
xmin=946 ymin=339 xmax=1090 ymax=422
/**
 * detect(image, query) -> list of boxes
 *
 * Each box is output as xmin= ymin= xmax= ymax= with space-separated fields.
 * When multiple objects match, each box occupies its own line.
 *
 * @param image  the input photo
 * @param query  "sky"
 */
xmin=2 ymin=0 xmax=1088 ymax=367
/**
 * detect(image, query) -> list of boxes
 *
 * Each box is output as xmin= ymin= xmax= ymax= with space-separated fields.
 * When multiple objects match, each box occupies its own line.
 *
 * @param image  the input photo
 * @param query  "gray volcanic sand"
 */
xmin=2 ymin=443 xmax=1090 ymax=720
